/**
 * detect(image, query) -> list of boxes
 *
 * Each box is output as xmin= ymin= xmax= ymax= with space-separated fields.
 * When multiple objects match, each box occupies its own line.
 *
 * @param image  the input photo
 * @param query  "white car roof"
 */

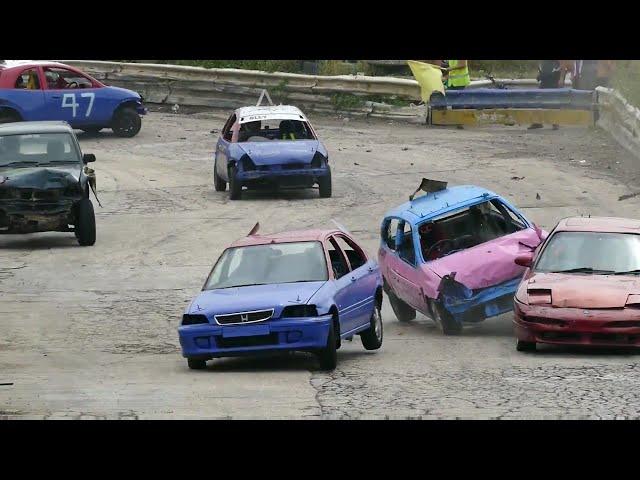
xmin=236 ymin=105 xmax=308 ymax=124
xmin=0 ymin=60 xmax=69 ymax=69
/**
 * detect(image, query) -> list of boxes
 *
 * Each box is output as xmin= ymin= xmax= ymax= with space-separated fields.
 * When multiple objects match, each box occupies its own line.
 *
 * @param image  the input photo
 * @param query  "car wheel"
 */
xmin=432 ymin=300 xmax=462 ymax=335
xmin=388 ymin=290 xmax=416 ymax=322
xmin=0 ymin=110 xmax=22 ymax=124
xmin=75 ymin=198 xmax=96 ymax=246
xmin=318 ymin=167 xmax=332 ymax=198
xmin=228 ymin=165 xmax=242 ymax=200
xmin=516 ymin=339 xmax=536 ymax=352
xmin=360 ymin=304 xmax=383 ymax=350
xmin=112 ymin=107 xmax=142 ymax=138
xmin=187 ymin=358 xmax=207 ymax=370
xmin=214 ymin=160 xmax=227 ymax=192
xmin=317 ymin=321 xmax=338 ymax=371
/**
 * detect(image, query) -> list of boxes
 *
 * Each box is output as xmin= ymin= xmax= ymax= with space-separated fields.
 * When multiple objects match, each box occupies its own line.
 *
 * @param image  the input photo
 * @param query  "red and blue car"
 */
xmin=178 ymin=225 xmax=383 ymax=370
xmin=0 ymin=61 xmax=146 ymax=137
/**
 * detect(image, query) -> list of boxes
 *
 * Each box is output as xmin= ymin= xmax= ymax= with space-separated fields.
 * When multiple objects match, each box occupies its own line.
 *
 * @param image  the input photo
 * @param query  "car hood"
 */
xmin=188 ymin=281 xmax=327 ymax=317
xmin=0 ymin=165 xmax=81 ymax=190
xmin=426 ymin=228 xmax=544 ymax=291
xmin=105 ymin=85 xmax=142 ymax=100
xmin=525 ymin=272 xmax=640 ymax=308
xmin=238 ymin=140 xmax=320 ymax=166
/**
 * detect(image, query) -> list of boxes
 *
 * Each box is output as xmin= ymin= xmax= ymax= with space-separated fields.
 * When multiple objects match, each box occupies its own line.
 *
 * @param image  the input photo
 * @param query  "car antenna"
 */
xmin=256 ymin=89 xmax=274 ymax=107
xmin=247 ymin=222 xmax=260 ymax=236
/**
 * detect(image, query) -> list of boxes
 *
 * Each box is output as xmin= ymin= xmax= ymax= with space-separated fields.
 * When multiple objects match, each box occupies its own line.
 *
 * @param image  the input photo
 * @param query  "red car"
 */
xmin=513 ymin=216 xmax=640 ymax=351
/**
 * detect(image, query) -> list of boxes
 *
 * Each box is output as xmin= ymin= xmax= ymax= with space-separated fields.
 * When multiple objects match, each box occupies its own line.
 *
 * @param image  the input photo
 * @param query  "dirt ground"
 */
xmin=2 ymin=108 xmax=640 ymax=419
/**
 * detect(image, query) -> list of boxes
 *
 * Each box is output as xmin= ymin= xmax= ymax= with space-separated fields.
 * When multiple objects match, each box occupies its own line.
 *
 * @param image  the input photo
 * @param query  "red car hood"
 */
xmin=426 ymin=228 xmax=543 ymax=290
xmin=526 ymin=272 xmax=640 ymax=308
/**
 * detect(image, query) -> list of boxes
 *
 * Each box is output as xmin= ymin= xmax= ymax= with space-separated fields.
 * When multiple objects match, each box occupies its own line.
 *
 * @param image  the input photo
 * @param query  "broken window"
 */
xmin=327 ymin=237 xmax=350 ymax=279
xmin=382 ymin=218 xmax=401 ymax=250
xmin=398 ymin=222 xmax=416 ymax=266
xmin=43 ymin=67 xmax=93 ymax=89
xmin=418 ymin=199 xmax=527 ymax=262
xmin=222 ymin=114 xmax=236 ymax=142
xmin=333 ymin=235 xmax=367 ymax=270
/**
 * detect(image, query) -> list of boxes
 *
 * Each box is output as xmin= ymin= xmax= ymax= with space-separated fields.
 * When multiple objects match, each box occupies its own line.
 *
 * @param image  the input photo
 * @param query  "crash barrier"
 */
xmin=429 ymin=88 xmax=596 ymax=127
xmin=61 ymin=61 xmax=555 ymax=123
xmin=596 ymin=87 xmax=640 ymax=159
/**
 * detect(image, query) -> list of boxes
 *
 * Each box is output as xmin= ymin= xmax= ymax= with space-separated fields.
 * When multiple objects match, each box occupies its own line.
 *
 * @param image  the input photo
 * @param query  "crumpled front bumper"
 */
xmin=237 ymin=166 xmax=329 ymax=185
xmin=178 ymin=314 xmax=333 ymax=358
xmin=0 ymin=199 xmax=77 ymax=233
xmin=441 ymin=276 xmax=521 ymax=323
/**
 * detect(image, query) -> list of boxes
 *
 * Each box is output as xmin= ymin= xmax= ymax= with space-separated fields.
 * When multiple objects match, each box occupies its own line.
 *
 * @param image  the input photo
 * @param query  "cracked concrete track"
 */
xmin=2 ymin=108 xmax=640 ymax=419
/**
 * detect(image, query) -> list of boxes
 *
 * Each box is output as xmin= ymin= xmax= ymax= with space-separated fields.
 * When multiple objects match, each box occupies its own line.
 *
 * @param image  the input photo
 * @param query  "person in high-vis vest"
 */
xmin=279 ymin=120 xmax=296 ymax=140
xmin=444 ymin=60 xmax=470 ymax=90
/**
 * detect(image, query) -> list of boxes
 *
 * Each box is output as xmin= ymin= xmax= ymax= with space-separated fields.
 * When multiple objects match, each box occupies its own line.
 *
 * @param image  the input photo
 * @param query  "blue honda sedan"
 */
xmin=178 ymin=225 xmax=383 ymax=370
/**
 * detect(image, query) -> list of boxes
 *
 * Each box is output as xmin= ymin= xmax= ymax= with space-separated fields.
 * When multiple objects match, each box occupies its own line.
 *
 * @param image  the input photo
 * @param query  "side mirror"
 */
xmin=83 ymin=153 xmax=96 ymax=164
xmin=515 ymin=253 xmax=533 ymax=268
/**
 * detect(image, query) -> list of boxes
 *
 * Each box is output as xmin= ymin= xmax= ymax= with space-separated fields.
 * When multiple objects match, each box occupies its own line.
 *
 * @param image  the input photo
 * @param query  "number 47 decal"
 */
xmin=62 ymin=93 xmax=95 ymax=118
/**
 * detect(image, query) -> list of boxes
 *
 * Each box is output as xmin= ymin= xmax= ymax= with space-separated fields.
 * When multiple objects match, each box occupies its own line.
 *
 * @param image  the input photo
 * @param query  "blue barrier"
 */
xmin=429 ymin=88 xmax=595 ymax=111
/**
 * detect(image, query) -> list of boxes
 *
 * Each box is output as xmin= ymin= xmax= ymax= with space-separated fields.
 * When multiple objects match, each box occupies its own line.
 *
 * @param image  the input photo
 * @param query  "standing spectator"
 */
xmin=529 ymin=60 xmax=563 ymax=130
xmin=444 ymin=60 xmax=470 ymax=90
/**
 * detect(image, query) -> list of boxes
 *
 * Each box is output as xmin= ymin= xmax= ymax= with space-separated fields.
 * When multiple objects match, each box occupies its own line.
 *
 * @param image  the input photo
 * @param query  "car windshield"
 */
xmin=205 ymin=241 xmax=329 ymax=290
xmin=0 ymin=133 xmax=80 ymax=168
xmin=535 ymin=231 xmax=640 ymax=274
xmin=238 ymin=119 xmax=315 ymax=142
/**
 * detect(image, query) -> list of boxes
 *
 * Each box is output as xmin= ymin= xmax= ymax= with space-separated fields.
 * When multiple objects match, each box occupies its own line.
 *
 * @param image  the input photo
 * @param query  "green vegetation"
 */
xmin=331 ymin=93 xmax=366 ymax=110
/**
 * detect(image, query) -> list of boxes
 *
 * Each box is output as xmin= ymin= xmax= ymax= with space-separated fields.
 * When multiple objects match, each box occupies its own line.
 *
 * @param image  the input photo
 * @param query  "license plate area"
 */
xmin=222 ymin=325 xmax=270 ymax=338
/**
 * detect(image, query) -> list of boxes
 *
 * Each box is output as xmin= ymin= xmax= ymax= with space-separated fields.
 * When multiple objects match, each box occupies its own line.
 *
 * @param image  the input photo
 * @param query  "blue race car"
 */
xmin=178 ymin=224 xmax=383 ymax=370
xmin=0 ymin=61 xmax=146 ymax=137
xmin=213 ymin=104 xmax=332 ymax=199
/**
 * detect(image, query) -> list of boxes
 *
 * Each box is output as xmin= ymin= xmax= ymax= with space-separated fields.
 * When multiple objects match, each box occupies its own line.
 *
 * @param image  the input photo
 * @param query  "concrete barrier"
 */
xmin=596 ymin=87 xmax=640 ymax=159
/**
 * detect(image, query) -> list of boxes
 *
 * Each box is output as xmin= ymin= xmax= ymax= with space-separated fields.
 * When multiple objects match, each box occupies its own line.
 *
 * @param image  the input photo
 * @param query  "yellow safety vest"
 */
xmin=282 ymin=133 xmax=295 ymax=140
xmin=447 ymin=60 xmax=470 ymax=87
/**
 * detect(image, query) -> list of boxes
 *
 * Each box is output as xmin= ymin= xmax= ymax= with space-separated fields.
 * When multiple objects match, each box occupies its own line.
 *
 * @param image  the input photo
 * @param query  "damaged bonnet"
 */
xmin=0 ymin=166 xmax=80 ymax=189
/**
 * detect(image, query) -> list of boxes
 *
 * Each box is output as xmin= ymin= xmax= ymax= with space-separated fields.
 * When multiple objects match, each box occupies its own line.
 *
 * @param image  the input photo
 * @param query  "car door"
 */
xmin=42 ymin=66 xmax=107 ymax=127
xmin=326 ymin=236 xmax=360 ymax=336
xmin=215 ymin=113 xmax=236 ymax=182
xmin=389 ymin=221 xmax=428 ymax=313
xmin=332 ymin=234 xmax=378 ymax=331
xmin=3 ymin=67 xmax=46 ymax=120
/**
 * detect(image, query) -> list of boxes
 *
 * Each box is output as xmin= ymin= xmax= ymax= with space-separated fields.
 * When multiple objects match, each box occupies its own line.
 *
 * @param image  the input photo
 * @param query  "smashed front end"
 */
xmin=0 ymin=168 xmax=84 ymax=234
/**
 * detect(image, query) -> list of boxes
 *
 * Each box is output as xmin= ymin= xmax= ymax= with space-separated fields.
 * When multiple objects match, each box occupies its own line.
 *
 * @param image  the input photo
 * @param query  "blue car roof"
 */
xmin=384 ymin=185 xmax=500 ymax=225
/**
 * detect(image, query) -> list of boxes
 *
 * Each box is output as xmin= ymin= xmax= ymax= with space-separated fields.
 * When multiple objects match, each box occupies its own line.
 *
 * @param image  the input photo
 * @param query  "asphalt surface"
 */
xmin=2 ymin=109 xmax=640 ymax=419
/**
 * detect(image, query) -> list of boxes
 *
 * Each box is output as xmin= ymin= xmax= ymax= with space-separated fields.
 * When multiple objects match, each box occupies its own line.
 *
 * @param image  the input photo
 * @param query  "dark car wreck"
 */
xmin=0 ymin=121 xmax=97 ymax=245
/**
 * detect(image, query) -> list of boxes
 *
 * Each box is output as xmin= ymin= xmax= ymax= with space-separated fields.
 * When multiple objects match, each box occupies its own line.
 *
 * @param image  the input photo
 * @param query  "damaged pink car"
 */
xmin=379 ymin=179 xmax=546 ymax=335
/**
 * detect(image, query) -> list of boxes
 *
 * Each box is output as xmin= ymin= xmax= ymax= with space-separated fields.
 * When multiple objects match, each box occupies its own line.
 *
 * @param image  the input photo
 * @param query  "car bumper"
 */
xmin=237 ymin=167 xmax=329 ymax=185
xmin=514 ymin=301 xmax=640 ymax=347
xmin=0 ymin=200 xmax=76 ymax=233
xmin=442 ymin=276 xmax=521 ymax=323
xmin=136 ymin=104 xmax=147 ymax=115
xmin=178 ymin=314 xmax=333 ymax=358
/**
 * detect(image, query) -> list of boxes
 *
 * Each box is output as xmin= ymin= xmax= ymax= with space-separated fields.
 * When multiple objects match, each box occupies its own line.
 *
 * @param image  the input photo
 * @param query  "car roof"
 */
xmin=556 ymin=216 xmax=640 ymax=233
xmin=0 ymin=60 xmax=71 ymax=71
xmin=384 ymin=185 xmax=499 ymax=224
xmin=0 ymin=121 xmax=74 ymax=135
xmin=229 ymin=229 xmax=342 ymax=248
xmin=235 ymin=105 xmax=308 ymax=124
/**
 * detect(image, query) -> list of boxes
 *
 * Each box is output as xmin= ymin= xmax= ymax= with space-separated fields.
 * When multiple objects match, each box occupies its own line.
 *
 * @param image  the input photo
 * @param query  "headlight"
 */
xmin=182 ymin=314 xmax=209 ymax=325
xmin=240 ymin=154 xmax=256 ymax=171
xmin=281 ymin=305 xmax=318 ymax=318
xmin=311 ymin=151 xmax=327 ymax=168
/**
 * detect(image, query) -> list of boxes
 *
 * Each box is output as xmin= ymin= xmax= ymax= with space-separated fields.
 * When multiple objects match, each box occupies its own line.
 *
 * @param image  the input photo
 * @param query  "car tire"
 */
xmin=388 ymin=290 xmax=416 ymax=322
xmin=75 ymin=198 xmax=96 ymax=246
xmin=360 ymin=305 xmax=383 ymax=350
xmin=214 ymin=160 xmax=227 ymax=192
xmin=318 ymin=168 xmax=332 ymax=198
xmin=228 ymin=165 xmax=242 ymax=200
xmin=317 ymin=322 xmax=338 ymax=371
xmin=432 ymin=300 xmax=462 ymax=335
xmin=516 ymin=339 xmax=536 ymax=352
xmin=187 ymin=358 xmax=207 ymax=370
xmin=0 ymin=110 xmax=22 ymax=124
xmin=112 ymin=107 xmax=142 ymax=138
